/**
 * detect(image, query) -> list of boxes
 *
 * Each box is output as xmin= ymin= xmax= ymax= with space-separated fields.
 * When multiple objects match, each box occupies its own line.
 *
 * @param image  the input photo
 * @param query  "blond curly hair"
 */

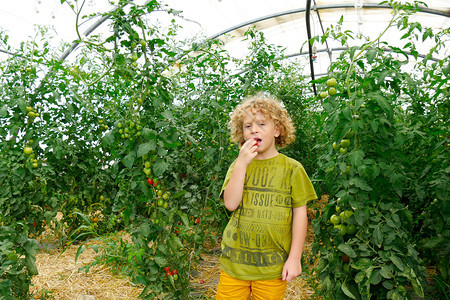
xmin=229 ymin=93 xmax=295 ymax=147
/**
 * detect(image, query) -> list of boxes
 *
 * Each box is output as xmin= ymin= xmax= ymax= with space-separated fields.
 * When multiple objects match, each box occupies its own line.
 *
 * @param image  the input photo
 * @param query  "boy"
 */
xmin=216 ymin=93 xmax=317 ymax=300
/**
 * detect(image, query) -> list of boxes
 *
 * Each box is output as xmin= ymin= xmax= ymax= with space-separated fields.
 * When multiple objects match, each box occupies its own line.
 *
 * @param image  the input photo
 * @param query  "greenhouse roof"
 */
xmin=1 ymin=0 xmax=449 ymax=76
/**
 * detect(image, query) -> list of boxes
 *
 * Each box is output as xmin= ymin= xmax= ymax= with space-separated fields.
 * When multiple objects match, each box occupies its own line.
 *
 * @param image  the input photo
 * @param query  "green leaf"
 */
xmin=153 ymin=158 xmax=168 ymax=176
xmin=75 ymin=245 xmax=86 ymax=264
xmin=338 ymin=243 xmax=357 ymax=258
xmin=17 ymin=98 xmax=27 ymax=113
xmin=170 ymin=233 xmax=183 ymax=249
xmin=343 ymin=106 xmax=352 ymax=120
xmin=341 ymin=282 xmax=357 ymax=299
xmin=103 ymin=131 xmax=114 ymax=145
xmin=137 ymin=141 xmax=156 ymax=157
xmin=370 ymin=92 xmax=393 ymax=117
xmin=24 ymin=255 xmax=38 ymax=276
xmin=349 ymin=150 xmax=364 ymax=167
xmin=23 ymin=239 xmax=39 ymax=256
xmin=380 ymin=265 xmax=393 ymax=278
xmin=123 ymin=153 xmax=136 ymax=169
xmin=366 ymin=49 xmax=377 ymax=63
xmin=154 ymin=256 xmax=167 ymax=267
xmin=371 ymin=120 xmax=379 ymax=133
xmin=354 ymin=97 xmax=365 ymax=111
xmin=141 ymin=128 xmax=156 ymax=140
xmin=387 ymin=289 xmax=403 ymax=300
xmin=140 ymin=222 xmax=150 ymax=238
xmin=390 ymin=255 xmax=404 ymax=271
xmin=373 ymin=225 xmax=383 ymax=246
xmin=355 ymin=271 xmax=365 ymax=283
xmin=349 ymin=177 xmax=372 ymax=191
xmin=0 ymin=105 xmax=7 ymax=117
xmin=177 ymin=210 xmax=189 ymax=226
xmin=411 ymin=277 xmax=424 ymax=297
xmin=370 ymin=269 xmax=382 ymax=284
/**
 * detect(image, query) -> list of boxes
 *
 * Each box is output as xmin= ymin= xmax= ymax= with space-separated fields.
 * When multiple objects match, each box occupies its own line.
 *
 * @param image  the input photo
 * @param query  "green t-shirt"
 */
xmin=219 ymin=153 xmax=317 ymax=280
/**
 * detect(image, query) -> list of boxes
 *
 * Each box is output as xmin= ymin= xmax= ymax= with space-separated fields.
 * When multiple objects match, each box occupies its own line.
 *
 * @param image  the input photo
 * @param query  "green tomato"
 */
xmin=162 ymin=193 xmax=169 ymax=200
xmin=320 ymin=91 xmax=328 ymax=98
xmin=157 ymin=190 xmax=163 ymax=197
xmin=330 ymin=214 xmax=340 ymax=225
xmin=346 ymin=224 xmax=356 ymax=235
xmin=328 ymin=87 xmax=337 ymax=96
xmin=132 ymin=52 xmax=138 ymax=61
xmin=334 ymin=224 xmax=347 ymax=235
xmin=143 ymin=168 xmax=151 ymax=175
xmin=327 ymin=78 xmax=337 ymax=87
xmin=157 ymin=199 xmax=164 ymax=206
xmin=340 ymin=139 xmax=351 ymax=148
xmin=24 ymin=147 xmax=33 ymax=155
xmin=339 ymin=147 xmax=348 ymax=154
xmin=332 ymin=142 xmax=340 ymax=150
xmin=144 ymin=161 xmax=151 ymax=168
xmin=163 ymin=201 xmax=168 ymax=209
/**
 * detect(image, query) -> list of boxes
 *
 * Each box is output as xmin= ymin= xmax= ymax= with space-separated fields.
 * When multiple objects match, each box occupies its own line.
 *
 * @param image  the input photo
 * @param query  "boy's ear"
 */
xmin=274 ymin=125 xmax=281 ymax=138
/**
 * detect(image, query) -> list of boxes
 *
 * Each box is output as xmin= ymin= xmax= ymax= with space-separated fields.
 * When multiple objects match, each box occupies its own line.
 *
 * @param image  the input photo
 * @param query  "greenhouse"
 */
xmin=0 ymin=0 xmax=449 ymax=299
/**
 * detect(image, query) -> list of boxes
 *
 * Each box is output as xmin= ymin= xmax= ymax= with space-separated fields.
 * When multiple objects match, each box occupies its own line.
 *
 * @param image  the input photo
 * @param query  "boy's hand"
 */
xmin=236 ymin=138 xmax=258 ymax=167
xmin=282 ymin=257 xmax=302 ymax=282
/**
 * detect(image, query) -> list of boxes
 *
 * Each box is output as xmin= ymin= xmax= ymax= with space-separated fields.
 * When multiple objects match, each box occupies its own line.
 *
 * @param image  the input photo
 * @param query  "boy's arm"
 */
xmin=282 ymin=204 xmax=308 ymax=282
xmin=223 ymin=139 xmax=258 ymax=211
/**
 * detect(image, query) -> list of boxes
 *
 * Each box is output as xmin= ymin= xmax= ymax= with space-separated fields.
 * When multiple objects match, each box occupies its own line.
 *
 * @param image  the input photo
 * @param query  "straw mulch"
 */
xmin=31 ymin=196 xmax=327 ymax=299
xmin=30 ymin=237 xmax=143 ymax=299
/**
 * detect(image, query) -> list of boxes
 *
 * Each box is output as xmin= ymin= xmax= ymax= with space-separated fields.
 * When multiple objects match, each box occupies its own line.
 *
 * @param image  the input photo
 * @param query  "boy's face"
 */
xmin=242 ymin=109 xmax=280 ymax=156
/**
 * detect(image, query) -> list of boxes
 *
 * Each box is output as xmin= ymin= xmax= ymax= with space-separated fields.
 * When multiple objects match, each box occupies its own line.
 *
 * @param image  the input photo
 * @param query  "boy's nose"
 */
xmin=250 ymin=124 xmax=258 ymax=133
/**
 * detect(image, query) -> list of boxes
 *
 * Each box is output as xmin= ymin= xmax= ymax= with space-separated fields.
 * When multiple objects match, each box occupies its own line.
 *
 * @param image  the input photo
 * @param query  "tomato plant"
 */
xmin=311 ymin=1 xmax=448 ymax=299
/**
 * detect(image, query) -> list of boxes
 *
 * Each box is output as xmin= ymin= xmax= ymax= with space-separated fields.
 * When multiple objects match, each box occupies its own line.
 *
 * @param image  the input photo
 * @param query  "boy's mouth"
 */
xmin=254 ymin=138 xmax=262 ymax=146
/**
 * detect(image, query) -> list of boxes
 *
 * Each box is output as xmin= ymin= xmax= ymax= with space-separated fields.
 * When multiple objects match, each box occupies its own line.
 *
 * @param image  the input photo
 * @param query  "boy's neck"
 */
xmin=254 ymin=148 xmax=279 ymax=160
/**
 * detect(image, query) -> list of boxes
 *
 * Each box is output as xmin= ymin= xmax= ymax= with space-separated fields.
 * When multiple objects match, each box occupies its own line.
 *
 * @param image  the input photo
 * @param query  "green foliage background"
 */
xmin=0 ymin=0 xmax=448 ymax=299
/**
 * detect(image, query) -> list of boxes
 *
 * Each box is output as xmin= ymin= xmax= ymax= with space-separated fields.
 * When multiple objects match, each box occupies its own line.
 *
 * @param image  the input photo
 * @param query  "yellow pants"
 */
xmin=216 ymin=271 xmax=287 ymax=300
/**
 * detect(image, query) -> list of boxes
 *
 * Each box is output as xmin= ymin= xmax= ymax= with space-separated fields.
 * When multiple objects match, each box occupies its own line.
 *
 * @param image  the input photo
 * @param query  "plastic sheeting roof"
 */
xmin=1 ymin=0 xmax=449 ymax=74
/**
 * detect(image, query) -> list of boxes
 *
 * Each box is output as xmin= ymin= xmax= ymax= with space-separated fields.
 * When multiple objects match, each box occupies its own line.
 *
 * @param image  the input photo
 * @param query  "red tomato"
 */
xmin=147 ymin=178 xmax=154 ymax=186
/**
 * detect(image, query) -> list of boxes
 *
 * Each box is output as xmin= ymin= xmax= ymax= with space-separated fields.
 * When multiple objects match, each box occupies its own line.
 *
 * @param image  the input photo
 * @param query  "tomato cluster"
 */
xmin=332 ymin=129 xmax=355 ymax=155
xmin=319 ymin=78 xmax=338 ymax=99
xmin=23 ymin=141 xmax=40 ymax=169
xmin=26 ymin=105 xmax=40 ymax=122
xmin=116 ymin=118 xmax=143 ymax=142
xmin=164 ymin=266 xmax=178 ymax=280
